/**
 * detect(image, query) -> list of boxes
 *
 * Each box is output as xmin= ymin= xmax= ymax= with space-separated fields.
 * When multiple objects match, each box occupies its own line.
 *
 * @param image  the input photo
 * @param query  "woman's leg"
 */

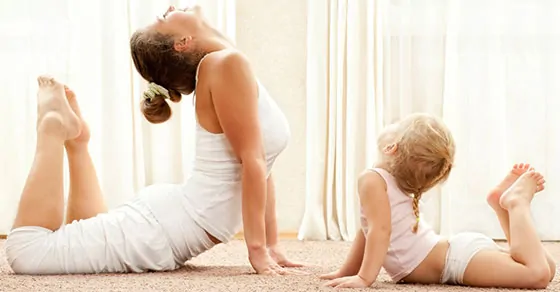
xmin=12 ymin=76 xmax=81 ymax=231
xmin=487 ymin=164 xmax=556 ymax=280
xmin=463 ymin=171 xmax=552 ymax=289
xmin=63 ymin=87 xmax=107 ymax=223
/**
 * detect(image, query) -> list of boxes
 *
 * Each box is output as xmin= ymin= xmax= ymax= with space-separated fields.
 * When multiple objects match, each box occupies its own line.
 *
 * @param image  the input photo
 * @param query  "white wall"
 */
xmin=236 ymin=0 xmax=308 ymax=232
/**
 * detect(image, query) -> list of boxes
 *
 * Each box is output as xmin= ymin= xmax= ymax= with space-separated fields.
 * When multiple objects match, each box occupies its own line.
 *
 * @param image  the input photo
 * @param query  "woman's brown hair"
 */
xmin=381 ymin=113 xmax=455 ymax=233
xmin=130 ymin=29 xmax=205 ymax=123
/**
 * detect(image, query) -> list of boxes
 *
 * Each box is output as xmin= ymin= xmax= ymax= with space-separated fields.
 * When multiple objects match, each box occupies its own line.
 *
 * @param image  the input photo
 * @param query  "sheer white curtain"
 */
xmin=298 ymin=0 xmax=385 ymax=241
xmin=300 ymin=0 xmax=560 ymax=241
xmin=440 ymin=0 xmax=560 ymax=240
xmin=0 ymin=0 xmax=236 ymax=235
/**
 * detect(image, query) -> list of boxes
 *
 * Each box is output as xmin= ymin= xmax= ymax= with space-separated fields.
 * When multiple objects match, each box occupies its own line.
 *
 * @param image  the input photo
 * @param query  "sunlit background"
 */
xmin=1 ymin=0 xmax=559 ymax=241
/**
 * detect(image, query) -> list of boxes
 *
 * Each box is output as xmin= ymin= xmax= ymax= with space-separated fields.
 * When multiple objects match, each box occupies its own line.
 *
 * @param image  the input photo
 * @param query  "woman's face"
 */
xmin=150 ymin=5 xmax=204 ymax=36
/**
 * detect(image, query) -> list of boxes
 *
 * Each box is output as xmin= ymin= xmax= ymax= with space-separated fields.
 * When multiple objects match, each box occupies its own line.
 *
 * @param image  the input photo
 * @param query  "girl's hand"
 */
xmin=324 ymin=275 xmax=371 ymax=288
xmin=319 ymin=270 xmax=345 ymax=280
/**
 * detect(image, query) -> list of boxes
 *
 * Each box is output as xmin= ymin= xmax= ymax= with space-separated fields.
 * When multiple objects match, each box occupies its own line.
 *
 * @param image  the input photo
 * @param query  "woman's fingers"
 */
xmin=282 ymin=268 xmax=309 ymax=275
xmin=278 ymin=259 xmax=306 ymax=268
xmin=260 ymin=268 xmax=278 ymax=275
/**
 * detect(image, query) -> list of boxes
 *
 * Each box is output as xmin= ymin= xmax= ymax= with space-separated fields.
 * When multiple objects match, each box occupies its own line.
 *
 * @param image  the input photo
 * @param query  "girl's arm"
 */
xmin=356 ymin=171 xmax=392 ymax=285
xmin=333 ymin=230 xmax=367 ymax=277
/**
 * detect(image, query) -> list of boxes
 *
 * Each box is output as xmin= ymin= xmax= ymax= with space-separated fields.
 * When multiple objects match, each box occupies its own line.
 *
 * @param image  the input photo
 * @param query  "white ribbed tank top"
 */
xmin=148 ymin=55 xmax=291 ymax=245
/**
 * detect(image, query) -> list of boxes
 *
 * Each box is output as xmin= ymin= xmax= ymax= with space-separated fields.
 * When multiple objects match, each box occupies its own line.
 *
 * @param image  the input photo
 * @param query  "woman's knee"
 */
xmin=7 ymin=255 xmax=37 ymax=275
xmin=5 ymin=236 xmax=35 ymax=275
xmin=5 ymin=227 xmax=53 ymax=275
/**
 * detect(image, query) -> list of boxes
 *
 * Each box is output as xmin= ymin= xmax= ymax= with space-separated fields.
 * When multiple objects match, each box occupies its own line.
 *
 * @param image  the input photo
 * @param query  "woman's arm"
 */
xmin=265 ymin=174 xmax=304 ymax=267
xmin=210 ymin=50 xmax=271 ymax=272
xmin=356 ymin=171 xmax=392 ymax=285
xmin=265 ymin=174 xmax=279 ymax=247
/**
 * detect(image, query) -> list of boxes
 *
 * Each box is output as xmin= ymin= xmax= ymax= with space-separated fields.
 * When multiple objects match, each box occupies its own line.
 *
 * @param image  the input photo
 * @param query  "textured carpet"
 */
xmin=0 ymin=240 xmax=558 ymax=292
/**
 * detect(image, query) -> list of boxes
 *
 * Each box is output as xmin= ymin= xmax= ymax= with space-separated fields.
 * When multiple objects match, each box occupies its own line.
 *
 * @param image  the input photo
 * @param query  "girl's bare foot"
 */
xmin=487 ymin=164 xmax=545 ymax=211
xmin=499 ymin=171 xmax=541 ymax=210
xmin=63 ymin=86 xmax=90 ymax=147
xmin=36 ymin=76 xmax=81 ymax=140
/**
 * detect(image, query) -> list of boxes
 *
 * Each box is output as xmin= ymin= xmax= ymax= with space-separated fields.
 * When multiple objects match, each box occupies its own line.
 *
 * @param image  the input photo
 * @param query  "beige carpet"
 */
xmin=0 ymin=240 xmax=558 ymax=292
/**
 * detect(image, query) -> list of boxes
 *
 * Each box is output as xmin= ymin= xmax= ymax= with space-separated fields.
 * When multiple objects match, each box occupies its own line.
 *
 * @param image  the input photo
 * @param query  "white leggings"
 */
xmin=5 ymin=188 xmax=213 ymax=275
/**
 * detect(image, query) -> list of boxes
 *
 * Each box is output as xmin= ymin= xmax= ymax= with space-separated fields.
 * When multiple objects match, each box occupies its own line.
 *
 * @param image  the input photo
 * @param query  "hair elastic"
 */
xmin=142 ymin=82 xmax=170 ymax=101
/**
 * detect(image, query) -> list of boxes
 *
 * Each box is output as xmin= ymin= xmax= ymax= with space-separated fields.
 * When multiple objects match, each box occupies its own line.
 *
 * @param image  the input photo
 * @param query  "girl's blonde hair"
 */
xmin=379 ymin=113 xmax=455 ymax=233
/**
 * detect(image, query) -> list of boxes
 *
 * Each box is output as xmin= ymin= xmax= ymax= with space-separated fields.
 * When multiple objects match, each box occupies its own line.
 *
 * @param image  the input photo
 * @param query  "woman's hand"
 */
xmin=268 ymin=244 xmax=305 ymax=268
xmin=249 ymin=249 xmax=281 ymax=275
xmin=324 ymin=275 xmax=371 ymax=288
xmin=248 ymin=247 xmax=288 ymax=275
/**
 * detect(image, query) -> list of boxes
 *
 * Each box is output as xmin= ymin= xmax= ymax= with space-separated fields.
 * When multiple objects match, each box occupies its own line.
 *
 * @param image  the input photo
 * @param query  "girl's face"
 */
xmin=377 ymin=123 xmax=400 ymax=153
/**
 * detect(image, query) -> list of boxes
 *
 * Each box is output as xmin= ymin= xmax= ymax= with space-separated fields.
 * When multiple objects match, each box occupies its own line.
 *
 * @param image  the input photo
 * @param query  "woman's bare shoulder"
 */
xmin=202 ymin=49 xmax=252 ymax=78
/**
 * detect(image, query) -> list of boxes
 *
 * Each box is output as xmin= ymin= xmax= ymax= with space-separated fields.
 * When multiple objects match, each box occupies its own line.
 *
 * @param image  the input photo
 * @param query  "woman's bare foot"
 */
xmin=487 ymin=164 xmax=545 ymax=211
xmin=499 ymin=171 xmax=541 ymax=210
xmin=63 ymin=86 xmax=90 ymax=148
xmin=36 ymin=76 xmax=81 ymax=140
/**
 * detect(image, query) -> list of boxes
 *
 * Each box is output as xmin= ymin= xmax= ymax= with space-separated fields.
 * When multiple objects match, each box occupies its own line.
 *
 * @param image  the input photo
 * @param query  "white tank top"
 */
xmin=142 ymin=57 xmax=290 ymax=256
xmin=182 ymin=79 xmax=291 ymax=242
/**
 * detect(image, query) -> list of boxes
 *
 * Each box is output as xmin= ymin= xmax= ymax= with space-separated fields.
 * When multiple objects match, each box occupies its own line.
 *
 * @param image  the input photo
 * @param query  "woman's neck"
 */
xmin=199 ymin=23 xmax=235 ymax=50
xmin=211 ymin=27 xmax=236 ymax=47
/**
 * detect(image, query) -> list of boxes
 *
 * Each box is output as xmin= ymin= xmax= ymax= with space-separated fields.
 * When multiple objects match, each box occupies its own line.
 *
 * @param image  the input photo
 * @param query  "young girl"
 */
xmin=320 ymin=113 xmax=556 ymax=289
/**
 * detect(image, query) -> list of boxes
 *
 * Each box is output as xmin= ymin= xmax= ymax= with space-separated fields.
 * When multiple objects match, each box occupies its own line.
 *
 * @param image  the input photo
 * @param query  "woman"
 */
xmin=5 ymin=5 xmax=299 ymax=275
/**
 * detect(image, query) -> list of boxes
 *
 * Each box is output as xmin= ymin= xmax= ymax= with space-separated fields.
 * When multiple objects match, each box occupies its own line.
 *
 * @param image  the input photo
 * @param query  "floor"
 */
xmin=0 ymin=240 xmax=558 ymax=292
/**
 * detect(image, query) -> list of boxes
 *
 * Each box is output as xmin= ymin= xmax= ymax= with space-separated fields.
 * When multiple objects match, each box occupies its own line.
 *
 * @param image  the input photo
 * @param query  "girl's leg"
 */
xmin=486 ymin=163 xmax=531 ymax=243
xmin=487 ymin=164 xmax=556 ymax=280
xmin=12 ymin=76 xmax=81 ymax=231
xmin=463 ymin=171 xmax=552 ymax=289
xmin=63 ymin=87 xmax=107 ymax=223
